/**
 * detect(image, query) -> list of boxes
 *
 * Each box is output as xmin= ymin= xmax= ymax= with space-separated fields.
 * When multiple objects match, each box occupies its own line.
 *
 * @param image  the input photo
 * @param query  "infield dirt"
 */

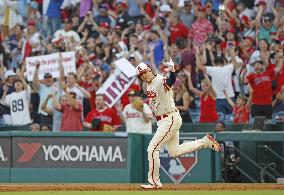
xmin=0 ymin=184 xmax=284 ymax=192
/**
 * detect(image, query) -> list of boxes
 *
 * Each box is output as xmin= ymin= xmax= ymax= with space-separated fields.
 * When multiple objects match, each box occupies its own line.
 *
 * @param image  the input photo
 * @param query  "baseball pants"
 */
xmin=147 ymin=112 xmax=205 ymax=185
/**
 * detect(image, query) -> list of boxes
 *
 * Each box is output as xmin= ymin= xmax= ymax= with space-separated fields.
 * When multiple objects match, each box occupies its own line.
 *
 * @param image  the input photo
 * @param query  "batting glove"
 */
xmin=166 ymin=57 xmax=175 ymax=72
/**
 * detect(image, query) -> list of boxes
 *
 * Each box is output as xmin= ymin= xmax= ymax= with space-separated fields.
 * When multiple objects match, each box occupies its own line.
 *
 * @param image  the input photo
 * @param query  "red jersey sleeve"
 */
xmin=266 ymin=67 xmax=276 ymax=79
xmin=111 ymin=109 xmax=121 ymax=127
xmin=246 ymin=73 xmax=254 ymax=85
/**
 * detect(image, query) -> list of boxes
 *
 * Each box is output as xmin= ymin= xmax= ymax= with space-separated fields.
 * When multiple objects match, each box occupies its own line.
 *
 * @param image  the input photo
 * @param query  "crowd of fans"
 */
xmin=0 ymin=0 xmax=284 ymax=133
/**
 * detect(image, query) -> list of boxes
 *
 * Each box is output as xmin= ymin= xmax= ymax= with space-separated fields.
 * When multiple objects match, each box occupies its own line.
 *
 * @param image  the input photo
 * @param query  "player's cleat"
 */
xmin=203 ymin=134 xmax=221 ymax=152
xmin=141 ymin=183 xmax=162 ymax=189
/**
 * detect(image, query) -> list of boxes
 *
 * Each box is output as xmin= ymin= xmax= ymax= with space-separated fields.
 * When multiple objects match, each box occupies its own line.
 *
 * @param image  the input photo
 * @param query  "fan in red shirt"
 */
xmin=189 ymin=6 xmax=213 ymax=47
xmin=169 ymin=14 xmax=189 ymax=45
xmin=186 ymin=55 xmax=218 ymax=123
xmin=83 ymin=94 xmax=121 ymax=132
xmin=220 ymin=28 xmax=240 ymax=51
xmin=79 ymin=67 xmax=100 ymax=110
xmin=54 ymin=92 xmax=83 ymax=131
xmin=245 ymin=58 xmax=283 ymax=119
xmin=224 ymin=92 xmax=250 ymax=124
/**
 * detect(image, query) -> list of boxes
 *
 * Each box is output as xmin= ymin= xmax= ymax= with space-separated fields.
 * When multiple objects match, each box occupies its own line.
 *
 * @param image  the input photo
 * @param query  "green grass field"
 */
xmin=1 ymin=191 xmax=284 ymax=195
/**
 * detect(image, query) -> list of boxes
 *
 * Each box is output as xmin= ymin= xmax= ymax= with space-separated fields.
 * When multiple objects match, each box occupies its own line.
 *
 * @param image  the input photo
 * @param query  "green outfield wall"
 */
xmin=0 ymin=131 xmax=283 ymax=183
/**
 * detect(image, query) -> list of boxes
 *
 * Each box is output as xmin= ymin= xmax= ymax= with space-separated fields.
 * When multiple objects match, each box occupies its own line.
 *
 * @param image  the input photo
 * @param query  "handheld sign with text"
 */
xmin=26 ymin=51 xmax=76 ymax=81
xmin=114 ymin=58 xmax=136 ymax=78
xmin=97 ymin=58 xmax=136 ymax=108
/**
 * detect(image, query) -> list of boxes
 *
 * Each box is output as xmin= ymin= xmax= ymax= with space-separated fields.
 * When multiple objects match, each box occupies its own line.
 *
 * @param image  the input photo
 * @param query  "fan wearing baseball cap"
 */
xmin=255 ymin=1 xmax=278 ymax=44
xmin=137 ymin=59 xmax=221 ymax=189
xmin=116 ymin=90 xmax=153 ymax=134
xmin=245 ymin=56 xmax=283 ymax=119
xmin=115 ymin=1 xmax=132 ymax=30
xmin=0 ymin=70 xmax=17 ymax=124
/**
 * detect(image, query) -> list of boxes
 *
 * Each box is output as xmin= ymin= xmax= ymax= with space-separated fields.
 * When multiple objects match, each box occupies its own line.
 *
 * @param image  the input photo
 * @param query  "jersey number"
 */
xmin=12 ymin=99 xmax=24 ymax=112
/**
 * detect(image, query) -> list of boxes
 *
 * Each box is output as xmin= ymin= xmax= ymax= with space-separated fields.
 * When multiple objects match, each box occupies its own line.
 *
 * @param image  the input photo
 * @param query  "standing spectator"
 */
xmin=245 ymin=58 xmax=283 ymax=119
xmin=9 ymin=24 xmax=24 ymax=69
xmin=46 ymin=0 xmax=64 ymax=39
xmin=53 ymin=91 xmax=83 ymax=131
xmin=178 ymin=0 xmax=195 ymax=29
xmin=53 ymin=18 xmax=81 ymax=44
xmin=220 ymin=29 xmax=239 ymax=52
xmin=83 ymin=94 xmax=121 ymax=132
xmin=187 ymin=71 xmax=218 ymax=123
xmin=66 ymin=72 xmax=91 ymax=105
xmin=1 ymin=69 xmax=31 ymax=126
xmin=78 ymin=66 xmax=98 ymax=111
xmin=205 ymin=0 xmax=219 ymax=31
xmin=169 ymin=13 xmax=189 ymax=45
xmin=255 ymin=4 xmax=279 ymax=44
xmin=249 ymin=39 xmax=270 ymax=71
xmin=198 ymin=48 xmax=241 ymax=117
xmin=127 ymin=0 xmax=145 ymax=23
xmin=41 ymin=92 xmax=65 ymax=132
xmin=77 ymin=11 xmax=99 ymax=39
xmin=22 ymin=20 xmax=42 ymax=59
xmin=190 ymin=6 xmax=214 ymax=46
xmin=119 ymin=90 xmax=153 ymax=134
xmin=33 ymin=64 xmax=56 ymax=125
xmin=187 ymin=54 xmax=218 ymax=123
xmin=176 ymin=38 xmax=196 ymax=86
xmin=95 ymin=3 xmax=113 ymax=27
xmin=240 ymin=36 xmax=255 ymax=65
xmin=115 ymin=1 xmax=132 ymax=30
xmin=0 ymin=70 xmax=17 ymax=124
xmin=173 ymin=79 xmax=193 ymax=123
xmin=223 ymin=91 xmax=250 ymax=124
xmin=149 ymin=30 xmax=164 ymax=70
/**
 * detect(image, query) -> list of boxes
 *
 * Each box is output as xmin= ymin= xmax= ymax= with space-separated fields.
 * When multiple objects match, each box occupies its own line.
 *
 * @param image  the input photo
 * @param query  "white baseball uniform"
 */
xmin=122 ymin=103 xmax=153 ymax=134
xmin=1 ymin=86 xmax=32 ymax=125
xmin=146 ymin=73 xmax=208 ymax=186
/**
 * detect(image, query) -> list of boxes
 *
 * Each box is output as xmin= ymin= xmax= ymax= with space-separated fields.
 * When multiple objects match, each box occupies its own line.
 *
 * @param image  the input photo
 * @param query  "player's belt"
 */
xmin=155 ymin=109 xmax=179 ymax=121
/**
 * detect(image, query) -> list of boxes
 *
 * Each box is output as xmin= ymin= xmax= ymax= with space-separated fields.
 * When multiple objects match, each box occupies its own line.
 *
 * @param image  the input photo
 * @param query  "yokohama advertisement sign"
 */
xmin=12 ymin=137 xmax=127 ymax=168
xmin=0 ymin=138 xmax=11 ymax=167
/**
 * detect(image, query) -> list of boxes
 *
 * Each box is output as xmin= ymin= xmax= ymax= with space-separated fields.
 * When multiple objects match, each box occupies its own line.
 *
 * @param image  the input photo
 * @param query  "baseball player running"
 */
xmin=137 ymin=59 xmax=221 ymax=189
